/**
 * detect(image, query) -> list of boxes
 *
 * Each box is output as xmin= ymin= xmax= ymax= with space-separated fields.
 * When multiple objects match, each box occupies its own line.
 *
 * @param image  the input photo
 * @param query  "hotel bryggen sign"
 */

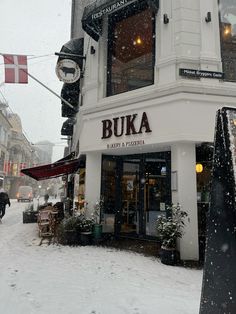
xmin=101 ymin=112 xmax=152 ymax=139
xmin=179 ymin=68 xmax=224 ymax=79
xmin=92 ymin=0 xmax=131 ymax=20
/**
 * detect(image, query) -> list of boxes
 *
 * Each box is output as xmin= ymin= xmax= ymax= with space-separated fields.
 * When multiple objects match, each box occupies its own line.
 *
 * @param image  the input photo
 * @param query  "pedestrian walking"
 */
xmin=0 ymin=182 xmax=10 ymax=223
xmin=43 ymin=194 xmax=50 ymax=205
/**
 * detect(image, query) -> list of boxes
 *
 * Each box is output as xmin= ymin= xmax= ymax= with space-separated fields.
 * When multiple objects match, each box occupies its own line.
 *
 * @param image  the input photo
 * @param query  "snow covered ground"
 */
xmin=0 ymin=199 xmax=202 ymax=314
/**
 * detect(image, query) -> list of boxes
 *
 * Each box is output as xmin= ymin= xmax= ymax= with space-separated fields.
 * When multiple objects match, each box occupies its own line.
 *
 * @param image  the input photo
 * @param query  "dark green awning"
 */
xmin=82 ymin=0 xmax=159 ymax=41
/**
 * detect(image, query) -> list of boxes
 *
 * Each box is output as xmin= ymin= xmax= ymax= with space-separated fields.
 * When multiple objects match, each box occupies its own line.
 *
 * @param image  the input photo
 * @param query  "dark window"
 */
xmin=107 ymin=7 xmax=155 ymax=96
xmin=101 ymin=158 xmax=116 ymax=215
xmin=0 ymin=152 xmax=5 ymax=171
xmin=219 ymin=0 xmax=236 ymax=81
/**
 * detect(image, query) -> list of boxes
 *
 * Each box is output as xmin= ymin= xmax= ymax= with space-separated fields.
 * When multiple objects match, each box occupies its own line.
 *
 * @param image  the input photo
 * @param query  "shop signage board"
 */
xmin=56 ymin=59 xmax=81 ymax=83
xmin=199 ymin=107 xmax=236 ymax=313
xmin=179 ymin=68 xmax=224 ymax=79
xmin=106 ymin=140 xmax=145 ymax=149
xmin=101 ymin=112 xmax=152 ymax=139
xmin=91 ymin=0 xmax=132 ymax=20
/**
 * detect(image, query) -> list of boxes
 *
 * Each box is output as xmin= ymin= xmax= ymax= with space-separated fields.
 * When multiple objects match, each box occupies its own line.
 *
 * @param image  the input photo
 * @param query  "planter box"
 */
xmin=65 ymin=230 xmax=78 ymax=246
xmin=160 ymin=247 xmax=178 ymax=266
xmin=79 ymin=232 xmax=92 ymax=246
xmin=23 ymin=211 xmax=38 ymax=224
xmin=93 ymin=224 xmax=103 ymax=239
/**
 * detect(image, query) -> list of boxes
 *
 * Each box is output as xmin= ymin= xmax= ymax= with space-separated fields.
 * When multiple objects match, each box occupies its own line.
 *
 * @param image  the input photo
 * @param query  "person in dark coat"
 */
xmin=44 ymin=194 xmax=49 ymax=205
xmin=0 ymin=188 xmax=10 ymax=222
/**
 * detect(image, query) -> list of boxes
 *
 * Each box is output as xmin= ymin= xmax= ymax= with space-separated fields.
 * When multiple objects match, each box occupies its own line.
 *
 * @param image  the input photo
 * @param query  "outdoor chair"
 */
xmin=37 ymin=209 xmax=53 ymax=237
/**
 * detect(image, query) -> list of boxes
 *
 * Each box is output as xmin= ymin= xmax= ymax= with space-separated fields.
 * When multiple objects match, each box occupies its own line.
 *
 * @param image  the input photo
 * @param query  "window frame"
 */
xmin=106 ymin=4 xmax=156 ymax=97
xmin=218 ymin=0 xmax=236 ymax=82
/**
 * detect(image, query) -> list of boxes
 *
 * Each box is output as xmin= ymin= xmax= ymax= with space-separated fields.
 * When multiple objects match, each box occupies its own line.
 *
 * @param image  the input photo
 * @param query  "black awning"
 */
xmin=58 ymin=38 xmax=84 ymax=69
xmin=61 ymin=82 xmax=80 ymax=117
xmin=21 ymin=154 xmax=85 ymax=181
xmin=82 ymin=0 xmax=159 ymax=41
xmin=61 ymin=118 xmax=76 ymax=136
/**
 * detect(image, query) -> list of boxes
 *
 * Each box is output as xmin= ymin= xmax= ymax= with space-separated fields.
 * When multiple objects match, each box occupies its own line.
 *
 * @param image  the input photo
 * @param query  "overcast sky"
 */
xmin=0 ymin=0 xmax=72 ymax=161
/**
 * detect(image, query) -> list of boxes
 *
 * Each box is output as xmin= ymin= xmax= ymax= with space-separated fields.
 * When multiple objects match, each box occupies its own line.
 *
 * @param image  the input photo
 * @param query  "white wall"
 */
xmin=84 ymin=152 xmax=102 ymax=216
xmin=79 ymin=94 xmax=229 ymax=155
xmin=172 ymin=143 xmax=199 ymax=260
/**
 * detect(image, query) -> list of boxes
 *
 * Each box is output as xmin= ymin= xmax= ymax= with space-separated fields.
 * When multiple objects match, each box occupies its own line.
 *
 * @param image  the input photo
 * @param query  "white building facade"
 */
xmin=68 ymin=0 xmax=236 ymax=261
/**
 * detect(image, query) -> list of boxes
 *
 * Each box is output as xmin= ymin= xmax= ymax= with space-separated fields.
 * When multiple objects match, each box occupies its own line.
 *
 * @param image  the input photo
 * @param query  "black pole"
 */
xmin=199 ymin=108 xmax=236 ymax=313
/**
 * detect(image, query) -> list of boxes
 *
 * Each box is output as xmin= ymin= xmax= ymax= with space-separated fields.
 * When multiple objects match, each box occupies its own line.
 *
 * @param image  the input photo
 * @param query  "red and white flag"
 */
xmin=3 ymin=54 xmax=28 ymax=84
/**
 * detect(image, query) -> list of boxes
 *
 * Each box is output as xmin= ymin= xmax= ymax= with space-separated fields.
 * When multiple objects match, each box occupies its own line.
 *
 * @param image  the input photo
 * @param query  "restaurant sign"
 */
xmin=101 ymin=112 xmax=152 ymax=139
xmin=91 ymin=0 xmax=131 ymax=20
xmin=179 ymin=68 xmax=224 ymax=80
xmin=56 ymin=59 xmax=81 ymax=84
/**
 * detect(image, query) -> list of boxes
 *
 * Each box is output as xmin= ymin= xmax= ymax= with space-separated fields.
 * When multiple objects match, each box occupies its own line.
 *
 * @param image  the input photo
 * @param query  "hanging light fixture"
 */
xmin=133 ymin=36 xmax=143 ymax=46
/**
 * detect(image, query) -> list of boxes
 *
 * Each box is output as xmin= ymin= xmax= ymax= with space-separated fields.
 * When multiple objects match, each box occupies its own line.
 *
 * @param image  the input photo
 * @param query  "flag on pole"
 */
xmin=3 ymin=54 xmax=28 ymax=84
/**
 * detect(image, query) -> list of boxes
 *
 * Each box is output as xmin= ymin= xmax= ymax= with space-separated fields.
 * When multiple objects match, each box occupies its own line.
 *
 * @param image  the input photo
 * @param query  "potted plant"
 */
xmin=91 ymin=198 xmax=104 ymax=242
xmin=156 ymin=204 xmax=188 ymax=265
xmin=77 ymin=215 xmax=95 ymax=246
xmin=57 ymin=216 xmax=80 ymax=245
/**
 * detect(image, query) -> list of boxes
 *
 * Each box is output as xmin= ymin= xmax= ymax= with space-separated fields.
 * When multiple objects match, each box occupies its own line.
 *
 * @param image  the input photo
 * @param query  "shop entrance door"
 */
xmin=119 ymin=155 xmax=170 ymax=237
xmin=101 ymin=152 xmax=171 ymax=238
xmin=120 ymin=161 xmax=140 ymax=235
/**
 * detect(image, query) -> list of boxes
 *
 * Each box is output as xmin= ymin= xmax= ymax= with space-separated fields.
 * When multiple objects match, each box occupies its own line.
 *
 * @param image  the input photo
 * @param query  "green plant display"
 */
xmin=156 ymin=204 xmax=188 ymax=249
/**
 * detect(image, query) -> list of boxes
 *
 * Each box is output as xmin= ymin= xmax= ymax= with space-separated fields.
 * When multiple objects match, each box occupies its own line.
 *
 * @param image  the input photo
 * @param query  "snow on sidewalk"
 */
xmin=0 ymin=200 xmax=202 ymax=314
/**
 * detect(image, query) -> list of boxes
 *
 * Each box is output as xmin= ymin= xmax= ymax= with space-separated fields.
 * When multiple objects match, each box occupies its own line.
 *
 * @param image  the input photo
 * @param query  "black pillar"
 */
xmin=199 ymin=108 xmax=236 ymax=313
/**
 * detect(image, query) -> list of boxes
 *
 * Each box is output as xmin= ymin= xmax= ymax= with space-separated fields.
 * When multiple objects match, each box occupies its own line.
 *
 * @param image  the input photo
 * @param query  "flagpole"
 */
xmin=0 ymin=54 xmax=75 ymax=110
xmin=26 ymin=71 xmax=75 ymax=110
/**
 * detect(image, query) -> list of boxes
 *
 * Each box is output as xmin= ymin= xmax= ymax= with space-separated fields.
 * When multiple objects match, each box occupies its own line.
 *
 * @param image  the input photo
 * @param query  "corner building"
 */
xmin=70 ymin=0 xmax=236 ymax=261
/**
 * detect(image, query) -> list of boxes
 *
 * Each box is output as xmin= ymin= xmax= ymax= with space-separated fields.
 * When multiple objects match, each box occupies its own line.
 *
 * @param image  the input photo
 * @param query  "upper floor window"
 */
xmin=0 ymin=126 xmax=7 ymax=146
xmin=219 ymin=0 xmax=236 ymax=81
xmin=107 ymin=7 xmax=155 ymax=96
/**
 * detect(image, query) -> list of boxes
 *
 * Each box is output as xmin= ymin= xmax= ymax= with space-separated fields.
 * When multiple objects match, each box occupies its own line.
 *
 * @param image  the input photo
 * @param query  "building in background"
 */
xmin=0 ymin=101 xmax=12 ymax=183
xmin=33 ymin=140 xmax=54 ymax=165
xmin=0 ymin=107 xmax=56 ymax=198
xmin=5 ymin=113 xmax=39 ymax=197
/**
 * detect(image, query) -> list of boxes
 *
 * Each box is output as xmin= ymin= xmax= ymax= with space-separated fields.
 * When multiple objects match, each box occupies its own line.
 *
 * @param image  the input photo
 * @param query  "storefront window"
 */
xmin=101 ymin=159 xmax=116 ymax=214
xmin=196 ymin=143 xmax=213 ymax=262
xmin=74 ymin=169 xmax=86 ymax=212
xmin=219 ymin=0 xmax=236 ymax=81
xmin=107 ymin=7 xmax=155 ymax=96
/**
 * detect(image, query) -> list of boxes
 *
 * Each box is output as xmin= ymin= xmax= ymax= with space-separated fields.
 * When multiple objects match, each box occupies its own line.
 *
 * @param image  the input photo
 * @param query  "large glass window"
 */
xmin=107 ymin=7 xmax=155 ymax=96
xmin=219 ymin=0 xmax=236 ymax=81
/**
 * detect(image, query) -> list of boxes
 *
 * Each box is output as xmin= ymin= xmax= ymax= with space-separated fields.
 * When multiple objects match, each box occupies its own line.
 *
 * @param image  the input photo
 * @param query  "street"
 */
xmin=0 ymin=200 xmax=202 ymax=314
